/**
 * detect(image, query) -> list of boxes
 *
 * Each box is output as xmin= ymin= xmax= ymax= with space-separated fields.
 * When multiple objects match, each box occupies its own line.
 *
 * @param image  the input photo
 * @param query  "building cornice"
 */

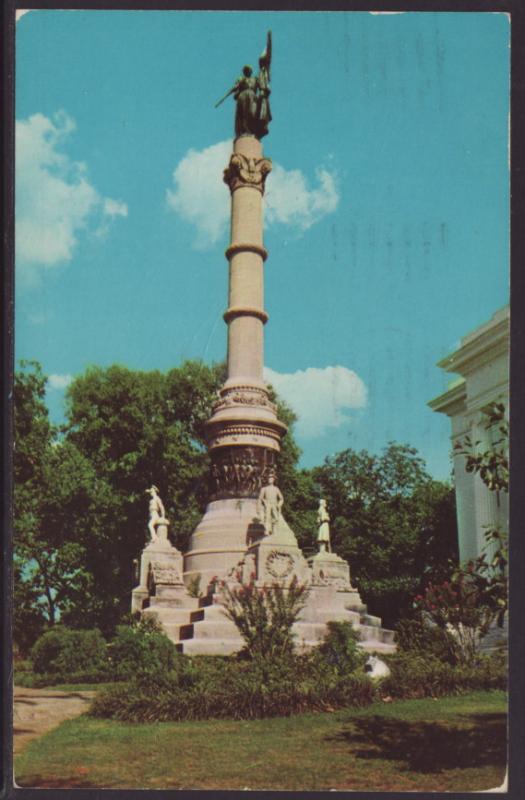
xmin=428 ymin=379 xmax=467 ymax=416
xmin=437 ymin=309 xmax=509 ymax=378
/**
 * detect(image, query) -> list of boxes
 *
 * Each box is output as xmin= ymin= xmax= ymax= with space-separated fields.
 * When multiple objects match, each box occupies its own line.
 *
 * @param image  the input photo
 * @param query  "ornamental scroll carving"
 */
xmin=265 ymin=550 xmax=294 ymax=579
xmin=223 ymin=153 xmax=272 ymax=194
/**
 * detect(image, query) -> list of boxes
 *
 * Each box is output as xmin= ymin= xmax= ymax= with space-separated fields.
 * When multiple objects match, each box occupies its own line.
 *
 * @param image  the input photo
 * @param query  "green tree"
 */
xmin=14 ymin=362 xmax=101 ymax=649
xmin=312 ymin=443 xmax=458 ymax=627
xmin=60 ymin=361 xmax=225 ymax=632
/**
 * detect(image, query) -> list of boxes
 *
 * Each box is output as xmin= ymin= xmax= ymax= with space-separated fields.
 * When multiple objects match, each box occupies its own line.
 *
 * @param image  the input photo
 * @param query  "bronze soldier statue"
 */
xmin=215 ymin=32 xmax=273 ymax=140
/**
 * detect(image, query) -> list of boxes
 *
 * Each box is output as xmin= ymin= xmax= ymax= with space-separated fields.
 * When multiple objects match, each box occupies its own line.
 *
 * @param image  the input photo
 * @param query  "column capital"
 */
xmin=223 ymin=152 xmax=272 ymax=194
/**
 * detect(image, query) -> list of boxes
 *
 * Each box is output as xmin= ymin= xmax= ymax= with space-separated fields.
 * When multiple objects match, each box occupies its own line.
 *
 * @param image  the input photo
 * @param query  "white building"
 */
xmin=429 ymin=306 xmax=509 ymax=563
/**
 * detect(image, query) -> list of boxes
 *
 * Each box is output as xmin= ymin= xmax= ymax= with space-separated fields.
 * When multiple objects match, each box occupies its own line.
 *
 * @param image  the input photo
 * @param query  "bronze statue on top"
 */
xmin=215 ymin=31 xmax=272 ymax=140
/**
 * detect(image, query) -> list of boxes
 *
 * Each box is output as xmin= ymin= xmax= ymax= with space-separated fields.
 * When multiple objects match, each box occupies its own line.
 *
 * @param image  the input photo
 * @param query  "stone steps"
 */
xmin=176 ymin=638 xmax=243 ymax=656
xmin=360 ymin=640 xmax=396 ymax=655
xmin=358 ymin=624 xmax=396 ymax=645
xmin=142 ymin=607 xmax=199 ymax=624
xmin=181 ymin=620 xmax=240 ymax=640
xmin=298 ymin=608 xmax=361 ymax=625
xmin=361 ymin=613 xmax=382 ymax=628
xmin=143 ymin=581 xmax=396 ymax=657
xmin=146 ymin=595 xmax=201 ymax=610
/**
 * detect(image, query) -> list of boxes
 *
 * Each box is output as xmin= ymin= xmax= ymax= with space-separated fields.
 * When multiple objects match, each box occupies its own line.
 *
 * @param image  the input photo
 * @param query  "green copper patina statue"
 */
xmin=215 ymin=31 xmax=272 ymax=140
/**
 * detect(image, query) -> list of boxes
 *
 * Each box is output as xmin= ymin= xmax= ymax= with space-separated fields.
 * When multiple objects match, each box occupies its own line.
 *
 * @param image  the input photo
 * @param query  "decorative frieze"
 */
xmin=208 ymin=445 xmax=277 ymax=500
xmin=212 ymin=386 xmax=277 ymax=414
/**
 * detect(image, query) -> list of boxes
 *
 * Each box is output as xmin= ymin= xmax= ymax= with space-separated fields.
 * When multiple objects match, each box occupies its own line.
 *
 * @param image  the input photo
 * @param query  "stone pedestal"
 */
xmin=131 ymin=521 xmax=184 ymax=613
xmin=308 ymin=549 xmax=355 ymax=591
xmin=248 ymin=516 xmax=311 ymax=585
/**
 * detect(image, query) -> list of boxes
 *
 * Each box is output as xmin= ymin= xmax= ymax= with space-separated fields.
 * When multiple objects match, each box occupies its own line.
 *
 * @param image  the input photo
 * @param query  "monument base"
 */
xmin=135 ymin=514 xmax=395 ymax=656
xmin=183 ymin=498 xmax=265 ymax=591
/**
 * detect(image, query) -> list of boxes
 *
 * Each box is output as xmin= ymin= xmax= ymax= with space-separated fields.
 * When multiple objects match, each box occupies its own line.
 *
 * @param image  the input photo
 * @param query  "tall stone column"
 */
xmin=183 ymin=135 xmax=287 ymax=587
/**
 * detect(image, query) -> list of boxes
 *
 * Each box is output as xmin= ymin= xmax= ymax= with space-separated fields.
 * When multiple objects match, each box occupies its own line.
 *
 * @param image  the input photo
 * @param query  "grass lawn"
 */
xmin=15 ymin=690 xmax=507 ymax=792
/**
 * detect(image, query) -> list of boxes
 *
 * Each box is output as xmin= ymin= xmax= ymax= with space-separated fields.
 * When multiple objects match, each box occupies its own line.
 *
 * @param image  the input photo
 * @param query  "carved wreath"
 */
xmin=266 ymin=550 xmax=294 ymax=579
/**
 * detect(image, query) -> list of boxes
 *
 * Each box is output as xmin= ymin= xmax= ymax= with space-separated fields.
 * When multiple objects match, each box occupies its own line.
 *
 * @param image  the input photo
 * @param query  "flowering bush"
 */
xmin=414 ymin=565 xmax=500 ymax=664
xmin=394 ymin=616 xmax=457 ymax=663
xmin=220 ymin=573 xmax=309 ymax=659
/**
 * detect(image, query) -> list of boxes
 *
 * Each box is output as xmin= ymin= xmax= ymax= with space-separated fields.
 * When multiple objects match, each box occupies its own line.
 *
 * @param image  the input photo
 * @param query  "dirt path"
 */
xmin=14 ymin=686 xmax=96 ymax=754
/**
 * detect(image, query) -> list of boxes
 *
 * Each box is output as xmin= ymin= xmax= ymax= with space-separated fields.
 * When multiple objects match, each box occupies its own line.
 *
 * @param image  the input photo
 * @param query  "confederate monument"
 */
xmin=132 ymin=33 xmax=395 ymax=656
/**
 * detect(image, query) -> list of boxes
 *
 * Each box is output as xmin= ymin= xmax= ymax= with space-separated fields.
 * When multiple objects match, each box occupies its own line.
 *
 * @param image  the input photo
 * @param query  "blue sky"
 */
xmin=15 ymin=10 xmax=509 ymax=480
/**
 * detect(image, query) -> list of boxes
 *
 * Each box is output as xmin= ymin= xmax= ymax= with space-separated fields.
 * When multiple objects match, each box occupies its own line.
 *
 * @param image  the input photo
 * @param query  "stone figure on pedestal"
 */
xmin=257 ymin=473 xmax=283 ymax=536
xmin=317 ymin=499 xmax=331 ymax=553
xmin=146 ymin=485 xmax=167 ymax=543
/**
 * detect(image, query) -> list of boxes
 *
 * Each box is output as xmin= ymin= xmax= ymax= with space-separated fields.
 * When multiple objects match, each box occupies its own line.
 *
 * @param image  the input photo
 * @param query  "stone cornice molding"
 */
xmin=428 ymin=380 xmax=467 ymax=417
xmin=223 ymin=306 xmax=269 ymax=324
xmin=225 ymin=242 xmax=268 ymax=261
xmin=437 ymin=315 xmax=509 ymax=378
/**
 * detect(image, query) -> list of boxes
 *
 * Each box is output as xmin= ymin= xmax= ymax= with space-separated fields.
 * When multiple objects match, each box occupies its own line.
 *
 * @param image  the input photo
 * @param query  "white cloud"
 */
xmin=103 ymin=197 xmax=128 ymax=218
xmin=47 ymin=373 xmax=73 ymax=391
xmin=265 ymin=164 xmax=339 ymax=231
xmin=166 ymin=140 xmax=231 ymax=248
xmin=264 ymin=365 xmax=367 ymax=438
xmin=16 ymin=111 xmax=128 ymax=284
xmin=166 ymin=140 xmax=339 ymax=249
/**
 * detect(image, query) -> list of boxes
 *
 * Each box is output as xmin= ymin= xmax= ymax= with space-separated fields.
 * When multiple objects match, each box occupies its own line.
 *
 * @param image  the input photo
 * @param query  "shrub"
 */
xmin=394 ymin=617 xmax=457 ymax=664
xmin=186 ymin=573 xmax=202 ymax=599
xmin=318 ymin=621 xmax=367 ymax=675
xmin=220 ymin=574 xmax=309 ymax=659
xmin=14 ymin=659 xmax=32 ymax=674
xmin=414 ymin=569 xmax=500 ymax=664
xmin=90 ymin=650 xmax=376 ymax=723
xmin=15 ymin=668 xmax=113 ymax=688
xmin=31 ymin=626 xmax=108 ymax=676
xmin=108 ymin=616 xmax=180 ymax=680
xmin=380 ymin=651 xmax=507 ymax=700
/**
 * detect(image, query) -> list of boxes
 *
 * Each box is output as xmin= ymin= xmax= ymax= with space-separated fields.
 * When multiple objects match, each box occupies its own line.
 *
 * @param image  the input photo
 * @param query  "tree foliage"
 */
xmin=14 ymin=362 xmax=101 ymax=649
xmin=312 ymin=443 xmax=458 ymax=627
xmin=14 ymin=359 xmax=459 ymax=650
xmin=13 ymin=360 xmax=225 ymax=648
